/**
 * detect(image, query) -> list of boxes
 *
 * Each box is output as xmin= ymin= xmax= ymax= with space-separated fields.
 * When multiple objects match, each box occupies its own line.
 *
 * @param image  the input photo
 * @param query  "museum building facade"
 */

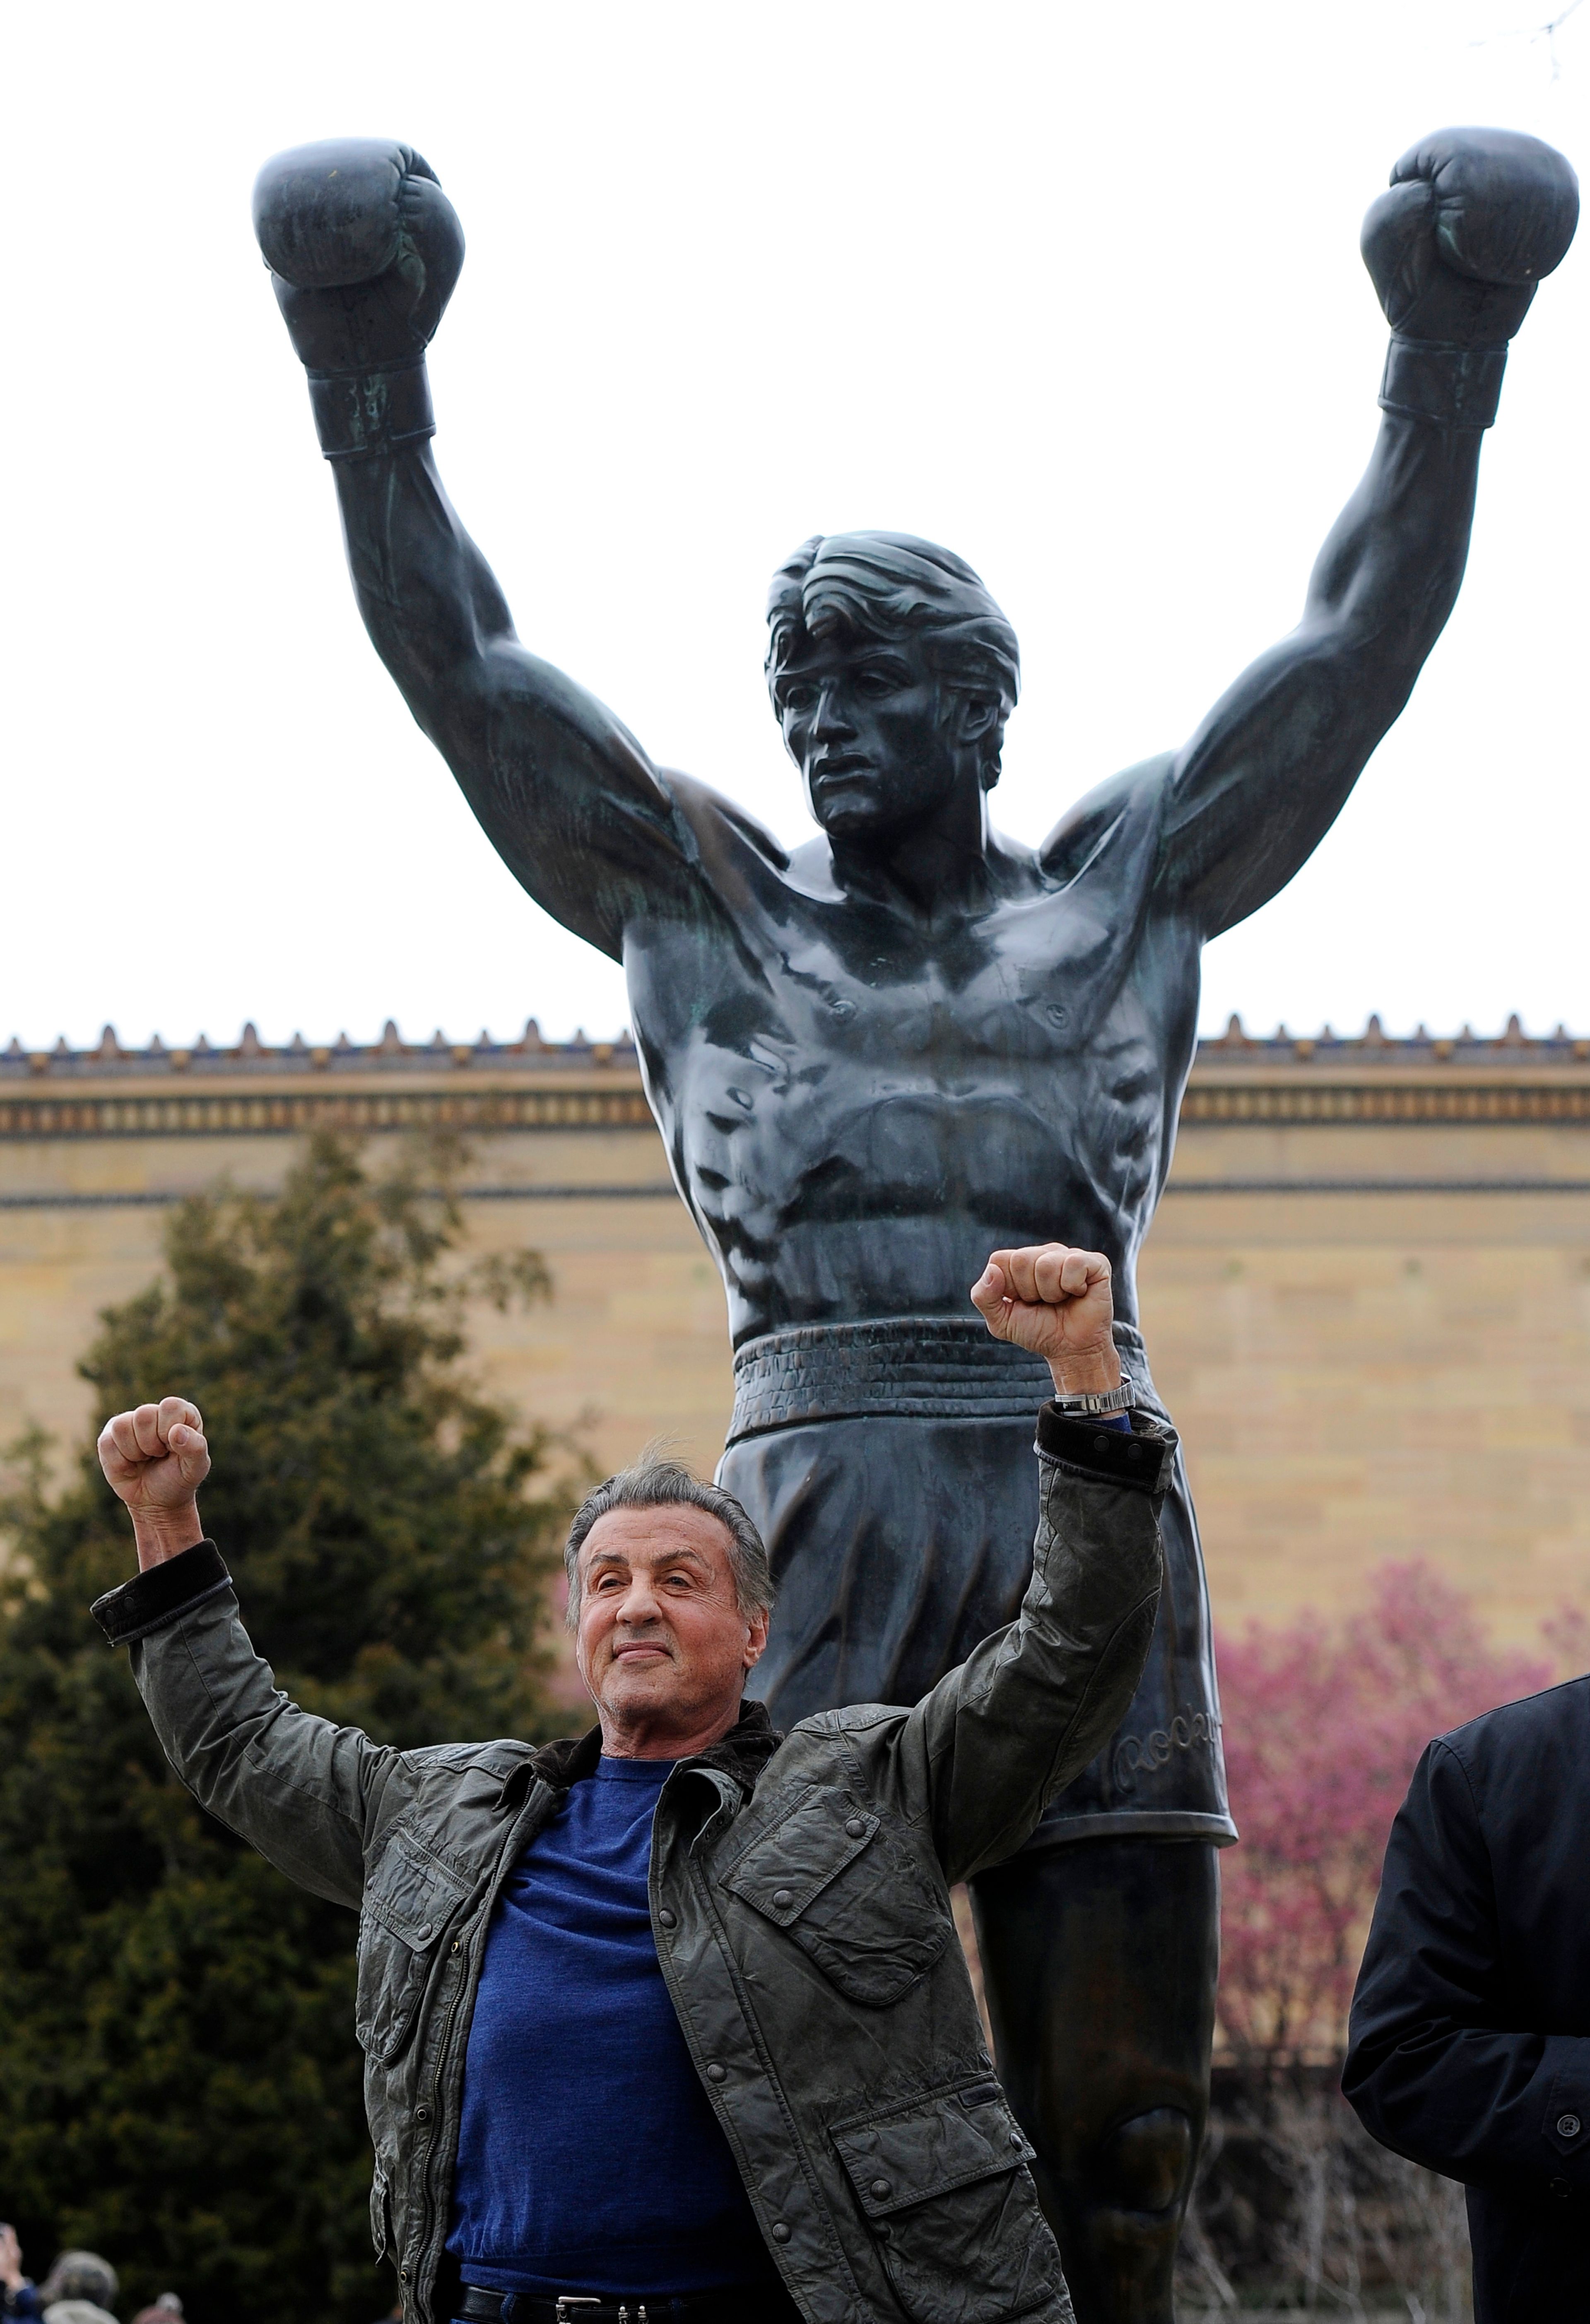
xmin=3 ymin=1015 xmax=1589 ymax=1643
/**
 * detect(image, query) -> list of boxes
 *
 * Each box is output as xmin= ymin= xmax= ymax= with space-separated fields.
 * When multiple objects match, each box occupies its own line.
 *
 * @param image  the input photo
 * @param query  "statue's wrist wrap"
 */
xmin=1378 ymin=336 xmax=1507 ymax=431
xmin=307 ymin=358 xmax=434 ymax=460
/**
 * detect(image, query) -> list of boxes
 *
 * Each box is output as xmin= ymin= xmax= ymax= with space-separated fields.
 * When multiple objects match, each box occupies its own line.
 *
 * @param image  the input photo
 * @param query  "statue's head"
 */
xmin=765 ymin=532 xmax=1020 ymax=844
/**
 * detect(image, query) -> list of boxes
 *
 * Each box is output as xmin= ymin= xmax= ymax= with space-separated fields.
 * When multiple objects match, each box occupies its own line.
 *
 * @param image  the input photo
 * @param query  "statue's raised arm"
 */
xmin=253 ymin=140 xmax=698 ymax=963
xmin=1147 ymin=129 xmax=1578 ymax=940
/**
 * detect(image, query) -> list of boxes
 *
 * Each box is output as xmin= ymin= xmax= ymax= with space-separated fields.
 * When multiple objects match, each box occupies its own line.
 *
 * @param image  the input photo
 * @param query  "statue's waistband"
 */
xmin=727 ymin=1315 xmax=1059 ymax=1442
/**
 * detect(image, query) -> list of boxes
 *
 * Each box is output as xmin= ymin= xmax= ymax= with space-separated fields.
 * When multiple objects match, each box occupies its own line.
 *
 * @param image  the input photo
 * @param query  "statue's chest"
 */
xmin=767 ymin=890 xmax=1122 ymax=1058
xmin=632 ymin=897 xmax=1166 ymax=1213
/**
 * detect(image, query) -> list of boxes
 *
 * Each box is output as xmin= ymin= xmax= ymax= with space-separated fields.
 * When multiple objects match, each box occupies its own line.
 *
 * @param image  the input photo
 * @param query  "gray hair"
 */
xmin=564 ymin=1456 xmax=775 ymax=1631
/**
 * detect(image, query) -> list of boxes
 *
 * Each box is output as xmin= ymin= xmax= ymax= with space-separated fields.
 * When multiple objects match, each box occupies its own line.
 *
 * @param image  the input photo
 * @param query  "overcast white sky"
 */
xmin=2 ymin=0 xmax=1585 ymax=1052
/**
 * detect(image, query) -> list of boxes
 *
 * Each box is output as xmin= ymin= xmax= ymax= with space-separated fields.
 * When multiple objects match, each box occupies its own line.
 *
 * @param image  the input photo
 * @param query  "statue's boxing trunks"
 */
xmin=719 ymin=1317 xmax=1237 ymax=1851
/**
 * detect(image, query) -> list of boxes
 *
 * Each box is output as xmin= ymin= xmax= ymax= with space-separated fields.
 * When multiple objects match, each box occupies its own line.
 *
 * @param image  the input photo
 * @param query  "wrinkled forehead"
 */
xmin=578 ymin=1502 xmax=737 ymax=1580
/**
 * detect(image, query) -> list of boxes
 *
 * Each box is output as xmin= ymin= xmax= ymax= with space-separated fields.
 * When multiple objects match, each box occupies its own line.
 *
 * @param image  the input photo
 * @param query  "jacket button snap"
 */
xmin=451 ymin=1939 xmax=461 ymax=1954
xmin=1560 ymin=2114 xmax=1582 ymax=2138
xmin=415 ymin=2102 xmax=432 ymax=2122
xmin=771 ymin=1888 xmax=794 ymax=1909
xmin=415 ymin=1923 xmax=431 ymax=1941
xmin=770 ymin=2222 xmax=791 ymax=2244
xmin=706 ymin=2062 xmax=727 ymax=2082
xmin=658 ymin=1907 xmax=677 ymax=1929
xmin=1009 ymin=2131 xmax=1024 ymax=2148
xmin=845 ymin=1817 xmax=866 ymax=1839
xmin=870 ymin=2178 xmax=892 ymax=2200
xmin=1551 ymin=2176 xmax=1571 ymax=2199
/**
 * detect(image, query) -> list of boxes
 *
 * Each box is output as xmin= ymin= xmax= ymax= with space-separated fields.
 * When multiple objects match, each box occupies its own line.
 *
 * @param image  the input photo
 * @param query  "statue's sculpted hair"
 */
xmin=765 ymin=531 xmax=1021 ymax=786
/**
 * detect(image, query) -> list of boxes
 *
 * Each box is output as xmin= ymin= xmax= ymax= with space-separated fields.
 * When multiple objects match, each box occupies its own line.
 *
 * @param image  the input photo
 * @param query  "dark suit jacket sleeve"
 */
xmin=1343 ymin=1736 xmax=1590 ymax=2194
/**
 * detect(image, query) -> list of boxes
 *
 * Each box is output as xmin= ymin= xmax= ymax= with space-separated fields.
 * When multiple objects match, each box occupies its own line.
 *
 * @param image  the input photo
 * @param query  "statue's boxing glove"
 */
xmin=252 ymin=138 xmax=465 ymax=460
xmin=1361 ymin=129 xmax=1578 ymax=431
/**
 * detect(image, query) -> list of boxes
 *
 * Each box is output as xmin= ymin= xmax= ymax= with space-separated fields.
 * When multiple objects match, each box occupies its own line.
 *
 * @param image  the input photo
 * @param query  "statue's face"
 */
xmin=772 ymin=629 xmax=965 ymax=843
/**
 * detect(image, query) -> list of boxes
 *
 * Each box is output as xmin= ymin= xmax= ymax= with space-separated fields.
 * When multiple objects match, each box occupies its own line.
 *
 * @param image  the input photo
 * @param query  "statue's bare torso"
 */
xmin=634 ymin=762 xmax=1191 ymax=1345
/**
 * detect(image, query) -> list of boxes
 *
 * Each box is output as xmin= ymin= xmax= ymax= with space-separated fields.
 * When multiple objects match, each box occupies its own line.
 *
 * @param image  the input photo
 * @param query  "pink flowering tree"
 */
xmin=1215 ymin=1563 xmax=1551 ymax=2065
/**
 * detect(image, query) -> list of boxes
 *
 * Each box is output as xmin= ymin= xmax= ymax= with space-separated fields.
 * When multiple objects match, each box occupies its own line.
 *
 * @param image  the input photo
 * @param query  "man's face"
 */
xmin=773 ymin=630 xmax=969 ymax=843
xmin=573 ymin=1504 xmax=767 ymax=1747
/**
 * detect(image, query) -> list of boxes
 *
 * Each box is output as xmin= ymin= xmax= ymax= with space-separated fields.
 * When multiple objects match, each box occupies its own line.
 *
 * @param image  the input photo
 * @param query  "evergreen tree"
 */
xmin=0 ymin=1135 xmax=568 ymax=2324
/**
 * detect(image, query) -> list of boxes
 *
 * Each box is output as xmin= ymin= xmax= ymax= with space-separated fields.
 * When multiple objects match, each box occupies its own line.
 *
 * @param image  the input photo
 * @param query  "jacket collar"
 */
xmin=516 ymin=1697 xmax=782 ymax=1805
xmin=691 ymin=1697 xmax=784 ymax=1792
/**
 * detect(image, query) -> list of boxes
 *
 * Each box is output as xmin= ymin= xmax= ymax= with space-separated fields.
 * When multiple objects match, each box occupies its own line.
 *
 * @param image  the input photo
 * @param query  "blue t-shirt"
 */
xmin=446 ymin=1754 xmax=778 ymax=2296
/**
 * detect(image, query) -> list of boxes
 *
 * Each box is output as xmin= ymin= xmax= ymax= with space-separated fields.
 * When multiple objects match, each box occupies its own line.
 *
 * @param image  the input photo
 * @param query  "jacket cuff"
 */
xmin=1036 ymin=1403 xmax=1177 ymax=1494
xmin=92 ymin=1539 xmax=233 ymax=1646
xmin=1542 ymin=2036 xmax=1590 ymax=2196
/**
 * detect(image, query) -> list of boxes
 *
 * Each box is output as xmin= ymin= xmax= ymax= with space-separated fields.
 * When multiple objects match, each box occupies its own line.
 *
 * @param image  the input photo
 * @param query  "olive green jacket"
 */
xmin=93 ymin=1404 xmax=1173 ymax=2324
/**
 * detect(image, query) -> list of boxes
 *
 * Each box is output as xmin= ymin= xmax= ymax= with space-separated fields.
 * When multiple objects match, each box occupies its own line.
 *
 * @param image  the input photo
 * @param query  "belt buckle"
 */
xmin=554 ymin=2302 xmax=601 ymax=2324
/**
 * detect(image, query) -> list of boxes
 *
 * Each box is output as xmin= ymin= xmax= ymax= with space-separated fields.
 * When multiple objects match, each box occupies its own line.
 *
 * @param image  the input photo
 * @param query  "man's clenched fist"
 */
xmin=98 ymin=1397 xmax=210 ymax=1569
xmin=970 ymin=1244 xmax=1121 ymax=1398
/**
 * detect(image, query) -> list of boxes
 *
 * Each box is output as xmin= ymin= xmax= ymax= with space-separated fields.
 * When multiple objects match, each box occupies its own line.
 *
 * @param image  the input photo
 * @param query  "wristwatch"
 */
xmin=1051 ymin=1382 xmax=1133 ymax=1418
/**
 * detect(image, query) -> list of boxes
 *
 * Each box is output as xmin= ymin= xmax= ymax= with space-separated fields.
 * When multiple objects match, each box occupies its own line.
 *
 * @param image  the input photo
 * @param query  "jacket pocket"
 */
xmin=720 ymin=1784 xmax=947 ymax=2007
xmin=832 ymin=2084 xmax=1062 ymax=2324
xmin=356 ymin=1833 xmax=469 ymax=2065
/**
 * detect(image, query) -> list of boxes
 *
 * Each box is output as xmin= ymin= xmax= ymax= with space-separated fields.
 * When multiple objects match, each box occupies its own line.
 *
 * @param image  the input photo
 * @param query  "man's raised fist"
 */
xmin=970 ymin=1243 xmax=1121 ymax=1398
xmin=1362 ymin=128 xmax=1578 ymax=348
xmin=99 ymin=1397 xmax=210 ymax=1567
xmin=253 ymin=137 xmax=465 ymax=378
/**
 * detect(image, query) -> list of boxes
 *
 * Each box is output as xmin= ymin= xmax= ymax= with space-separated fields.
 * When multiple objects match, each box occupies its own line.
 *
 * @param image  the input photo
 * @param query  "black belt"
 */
xmin=453 ymin=2286 xmax=791 ymax=2324
xmin=726 ymin=1314 xmax=1057 ymax=1440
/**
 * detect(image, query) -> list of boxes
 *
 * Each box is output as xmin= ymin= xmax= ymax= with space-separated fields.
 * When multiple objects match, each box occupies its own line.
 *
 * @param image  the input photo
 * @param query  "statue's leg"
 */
xmin=970 ymin=1837 xmax=1219 ymax=2324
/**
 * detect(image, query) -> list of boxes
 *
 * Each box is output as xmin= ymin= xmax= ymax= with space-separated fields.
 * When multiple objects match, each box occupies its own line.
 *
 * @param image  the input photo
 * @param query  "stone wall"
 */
xmin=1149 ymin=1021 xmax=1590 ymax=1643
xmin=0 ymin=1028 xmax=736 ymax=1490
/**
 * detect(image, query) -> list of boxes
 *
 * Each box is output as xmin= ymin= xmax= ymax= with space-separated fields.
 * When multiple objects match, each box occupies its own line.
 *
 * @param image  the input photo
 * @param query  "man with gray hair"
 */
xmin=92 ymin=1240 xmax=1169 ymax=2324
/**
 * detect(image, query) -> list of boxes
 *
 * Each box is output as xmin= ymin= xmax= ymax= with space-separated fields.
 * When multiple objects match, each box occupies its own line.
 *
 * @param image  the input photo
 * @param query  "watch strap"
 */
xmin=1050 ymin=1381 xmax=1133 ymax=1418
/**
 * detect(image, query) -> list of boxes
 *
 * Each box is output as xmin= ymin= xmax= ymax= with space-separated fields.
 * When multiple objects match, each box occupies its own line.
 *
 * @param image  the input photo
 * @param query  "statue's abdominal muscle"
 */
xmin=655 ymin=1014 xmax=1168 ymax=1339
